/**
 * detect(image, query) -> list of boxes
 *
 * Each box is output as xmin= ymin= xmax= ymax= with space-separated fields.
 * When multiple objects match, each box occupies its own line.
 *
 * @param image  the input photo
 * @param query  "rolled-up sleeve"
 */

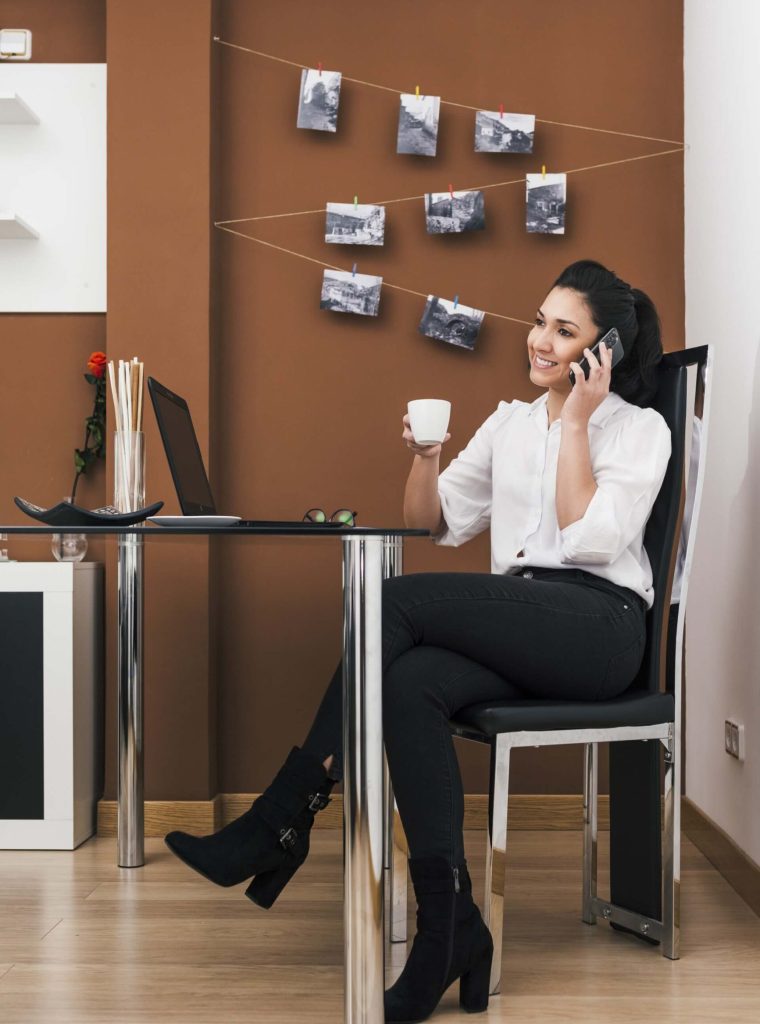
xmin=432 ymin=404 xmax=508 ymax=547
xmin=559 ymin=409 xmax=672 ymax=565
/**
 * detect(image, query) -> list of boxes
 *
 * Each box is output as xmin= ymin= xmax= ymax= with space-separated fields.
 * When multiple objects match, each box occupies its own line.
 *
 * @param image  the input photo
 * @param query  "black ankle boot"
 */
xmin=244 ymin=773 xmax=336 ymax=908
xmin=384 ymin=857 xmax=493 ymax=1023
xmin=164 ymin=746 xmax=330 ymax=888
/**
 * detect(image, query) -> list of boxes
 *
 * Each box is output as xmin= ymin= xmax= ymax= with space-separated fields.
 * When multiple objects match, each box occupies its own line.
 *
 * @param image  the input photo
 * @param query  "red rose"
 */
xmin=87 ymin=351 xmax=107 ymax=378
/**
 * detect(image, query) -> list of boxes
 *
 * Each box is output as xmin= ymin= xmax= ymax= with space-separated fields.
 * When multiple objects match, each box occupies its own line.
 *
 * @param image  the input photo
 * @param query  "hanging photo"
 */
xmin=526 ymin=173 xmax=567 ymax=234
xmin=320 ymin=269 xmax=382 ymax=316
xmin=474 ymin=111 xmax=535 ymax=153
xmin=325 ymin=202 xmax=386 ymax=245
xmin=397 ymin=93 xmax=440 ymax=156
xmin=297 ymin=68 xmax=342 ymax=132
xmin=424 ymin=190 xmax=485 ymax=234
xmin=418 ymin=296 xmax=484 ymax=351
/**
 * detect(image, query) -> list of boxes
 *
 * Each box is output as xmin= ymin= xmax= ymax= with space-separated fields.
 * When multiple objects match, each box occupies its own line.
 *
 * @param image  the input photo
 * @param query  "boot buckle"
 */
xmin=307 ymin=792 xmax=331 ymax=813
xmin=279 ymin=827 xmax=298 ymax=851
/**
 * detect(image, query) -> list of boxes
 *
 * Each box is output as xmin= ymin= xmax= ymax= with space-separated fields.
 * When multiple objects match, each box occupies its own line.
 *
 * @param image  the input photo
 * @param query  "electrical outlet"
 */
xmin=724 ymin=719 xmax=746 ymax=761
xmin=725 ymin=720 xmax=734 ymax=755
xmin=0 ymin=28 xmax=32 ymax=60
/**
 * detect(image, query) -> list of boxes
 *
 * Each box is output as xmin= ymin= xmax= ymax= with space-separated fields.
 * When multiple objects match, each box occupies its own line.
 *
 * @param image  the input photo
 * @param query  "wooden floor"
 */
xmin=1 ymin=830 xmax=758 ymax=1023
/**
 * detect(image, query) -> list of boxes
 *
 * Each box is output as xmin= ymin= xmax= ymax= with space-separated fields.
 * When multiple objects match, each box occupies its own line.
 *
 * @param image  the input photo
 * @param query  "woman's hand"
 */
xmin=562 ymin=341 xmax=612 ymax=429
xmin=402 ymin=413 xmax=451 ymax=459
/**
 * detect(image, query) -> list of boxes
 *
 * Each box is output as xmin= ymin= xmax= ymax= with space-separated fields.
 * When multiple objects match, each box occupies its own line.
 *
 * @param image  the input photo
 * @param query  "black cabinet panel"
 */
xmin=0 ymin=593 xmax=44 ymax=819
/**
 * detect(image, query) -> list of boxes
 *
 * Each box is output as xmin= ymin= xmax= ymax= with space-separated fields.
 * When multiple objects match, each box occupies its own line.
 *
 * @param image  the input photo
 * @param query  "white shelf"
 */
xmin=0 ymin=212 xmax=38 ymax=238
xmin=0 ymin=92 xmax=39 ymax=123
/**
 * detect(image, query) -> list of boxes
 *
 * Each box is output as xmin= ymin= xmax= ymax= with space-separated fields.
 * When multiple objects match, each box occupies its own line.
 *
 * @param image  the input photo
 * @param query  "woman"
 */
xmin=165 ymin=259 xmax=672 ymax=1022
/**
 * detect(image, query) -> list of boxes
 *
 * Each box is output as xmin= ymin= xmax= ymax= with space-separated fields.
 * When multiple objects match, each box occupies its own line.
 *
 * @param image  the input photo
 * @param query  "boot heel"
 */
xmin=245 ymin=858 xmax=298 ymax=909
xmin=459 ymin=940 xmax=493 ymax=1013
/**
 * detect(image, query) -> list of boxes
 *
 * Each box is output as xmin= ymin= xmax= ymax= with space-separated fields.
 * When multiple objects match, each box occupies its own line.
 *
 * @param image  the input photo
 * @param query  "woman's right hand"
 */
xmin=402 ymin=413 xmax=451 ymax=459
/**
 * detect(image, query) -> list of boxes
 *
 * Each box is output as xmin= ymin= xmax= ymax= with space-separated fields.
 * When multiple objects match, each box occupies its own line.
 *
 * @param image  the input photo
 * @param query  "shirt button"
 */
xmin=523 ymin=570 xmax=533 ymax=579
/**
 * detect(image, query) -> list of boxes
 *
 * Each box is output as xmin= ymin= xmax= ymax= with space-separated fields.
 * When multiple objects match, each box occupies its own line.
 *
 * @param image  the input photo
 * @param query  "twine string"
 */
xmin=216 ymin=146 xmax=685 ymax=225
xmin=212 ymin=36 xmax=686 ymax=330
xmin=212 ymin=36 xmax=685 ymax=146
xmin=214 ymin=223 xmax=536 ymax=326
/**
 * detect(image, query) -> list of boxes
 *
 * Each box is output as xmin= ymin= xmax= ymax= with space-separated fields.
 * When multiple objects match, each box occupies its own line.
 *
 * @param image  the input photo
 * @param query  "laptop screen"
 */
xmin=147 ymin=378 xmax=217 ymax=515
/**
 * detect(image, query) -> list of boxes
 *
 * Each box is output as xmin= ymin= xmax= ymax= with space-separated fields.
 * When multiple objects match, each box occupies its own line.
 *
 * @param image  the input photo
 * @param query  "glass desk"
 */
xmin=1 ymin=521 xmax=430 ymax=1024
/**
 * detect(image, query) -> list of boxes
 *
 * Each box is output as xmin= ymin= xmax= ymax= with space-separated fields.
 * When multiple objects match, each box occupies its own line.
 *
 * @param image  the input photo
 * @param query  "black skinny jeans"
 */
xmin=302 ymin=566 xmax=648 ymax=865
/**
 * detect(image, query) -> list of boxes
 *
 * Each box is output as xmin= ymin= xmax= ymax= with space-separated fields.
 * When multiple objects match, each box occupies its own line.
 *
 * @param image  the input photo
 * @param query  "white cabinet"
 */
xmin=0 ymin=64 xmax=106 ymax=311
xmin=0 ymin=561 xmax=104 ymax=849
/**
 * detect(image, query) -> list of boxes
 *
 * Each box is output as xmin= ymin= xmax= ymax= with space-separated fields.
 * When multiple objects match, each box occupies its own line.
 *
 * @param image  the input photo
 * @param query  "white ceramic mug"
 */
xmin=407 ymin=398 xmax=451 ymax=445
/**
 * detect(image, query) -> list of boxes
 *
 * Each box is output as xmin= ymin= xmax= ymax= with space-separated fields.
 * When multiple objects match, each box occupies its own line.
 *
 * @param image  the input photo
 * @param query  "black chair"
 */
xmin=385 ymin=346 xmax=712 ymax=994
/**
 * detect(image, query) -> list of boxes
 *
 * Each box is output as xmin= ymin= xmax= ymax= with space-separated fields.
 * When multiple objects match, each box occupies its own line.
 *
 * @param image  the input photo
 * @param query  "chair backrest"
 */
xmin=632 ymin=345 xmax=712 ymax=694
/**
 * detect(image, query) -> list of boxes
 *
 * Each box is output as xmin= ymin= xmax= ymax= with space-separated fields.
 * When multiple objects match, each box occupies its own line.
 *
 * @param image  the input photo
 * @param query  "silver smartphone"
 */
xmin=568 ymin=326 xmax=624 ymax=386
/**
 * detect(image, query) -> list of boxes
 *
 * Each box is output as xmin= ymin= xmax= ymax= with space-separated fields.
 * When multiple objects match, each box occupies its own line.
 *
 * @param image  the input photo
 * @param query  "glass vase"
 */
xmin=52 ymin=497 xmax=88 ymax=562
xmin=114 ymin=431 xmax=145 ymax=512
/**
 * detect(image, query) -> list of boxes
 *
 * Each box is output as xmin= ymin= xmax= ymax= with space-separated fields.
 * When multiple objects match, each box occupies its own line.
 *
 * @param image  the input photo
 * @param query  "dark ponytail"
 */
xmin=551 ymin=259 xmax=664 ymax=407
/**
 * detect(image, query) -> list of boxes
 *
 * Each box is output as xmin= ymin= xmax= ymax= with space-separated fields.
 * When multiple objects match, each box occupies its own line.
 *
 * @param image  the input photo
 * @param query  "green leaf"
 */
xmin=84 ymin=373 xmax=97 ymax=385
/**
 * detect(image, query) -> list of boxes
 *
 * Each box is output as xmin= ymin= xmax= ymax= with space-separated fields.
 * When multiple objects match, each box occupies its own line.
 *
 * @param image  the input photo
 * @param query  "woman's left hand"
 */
xmin=561 ymin=341 xmax=612 ymax=429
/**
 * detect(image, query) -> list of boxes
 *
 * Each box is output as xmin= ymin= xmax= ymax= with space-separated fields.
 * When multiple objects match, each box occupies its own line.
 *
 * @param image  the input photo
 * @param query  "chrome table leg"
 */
xmin=342 ymin=535 xmax=385 ymax=1024
xmin=117 ymin=533 xmax=144 ymax=868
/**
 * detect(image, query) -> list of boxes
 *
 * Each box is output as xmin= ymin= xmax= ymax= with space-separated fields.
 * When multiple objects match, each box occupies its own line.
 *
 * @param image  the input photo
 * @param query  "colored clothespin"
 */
xmin=318 ymin=62 xmax=323 ymax=76
xmin=354 ymin=194 xmax=358 ymax=208
xmin=352 ymin=263 xmax=357 ymax=277
xmin=542 ymin=164 xmax=546 ymax=180
xmin=415 ymin=85 xmax=420 ymax=99
xmin=499 ymin=103 xmax=504 ymax=119
xmin=449 ymin=183 xmax=454 ymax=199
xmin=453 ymin=294 xmax=459 ymax=309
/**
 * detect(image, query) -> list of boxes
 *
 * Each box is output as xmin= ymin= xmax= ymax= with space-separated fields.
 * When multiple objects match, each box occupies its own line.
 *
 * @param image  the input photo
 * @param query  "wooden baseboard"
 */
xmin=96 ymin=793 xmax=760 ymax=918
xmin=97 ymin=793 xmax=609 ymax=836
xmin=682 ymin=796 xmax=760 ymax=916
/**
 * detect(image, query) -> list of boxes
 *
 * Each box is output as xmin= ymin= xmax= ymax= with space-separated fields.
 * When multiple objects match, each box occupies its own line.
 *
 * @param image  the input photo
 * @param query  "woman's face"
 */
xmin=527 ymin=286 xmax=600 ymax=392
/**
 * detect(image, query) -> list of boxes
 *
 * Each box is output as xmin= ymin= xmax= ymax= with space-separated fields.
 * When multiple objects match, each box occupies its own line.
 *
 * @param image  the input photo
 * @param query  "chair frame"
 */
xmin=382 ymin=345 xmax=713 ymax=995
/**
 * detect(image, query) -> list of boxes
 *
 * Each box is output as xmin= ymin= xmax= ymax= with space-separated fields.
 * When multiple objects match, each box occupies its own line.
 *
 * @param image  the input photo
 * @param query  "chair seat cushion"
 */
xmin=450 ymin=689 xmax=675 ymax=736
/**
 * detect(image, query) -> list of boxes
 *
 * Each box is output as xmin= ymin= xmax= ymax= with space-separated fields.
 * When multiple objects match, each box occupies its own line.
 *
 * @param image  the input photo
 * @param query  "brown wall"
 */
xmin=212 ymin=0 xmax=685 ymax=795
xmin=105 ymin=0 xmax=218 ymax=800
xmin=1 ymin=1 xmax=684 ymax=802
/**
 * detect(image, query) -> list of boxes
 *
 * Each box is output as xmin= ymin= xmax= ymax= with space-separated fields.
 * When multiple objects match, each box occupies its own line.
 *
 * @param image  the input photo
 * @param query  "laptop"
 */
xmin=147 ymin=376 xmax=338 ymax=528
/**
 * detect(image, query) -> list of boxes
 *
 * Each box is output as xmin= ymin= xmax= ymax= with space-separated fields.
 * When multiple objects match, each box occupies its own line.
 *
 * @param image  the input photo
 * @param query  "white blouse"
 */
xmin=432 ymin=390 xmax=672 ymax=610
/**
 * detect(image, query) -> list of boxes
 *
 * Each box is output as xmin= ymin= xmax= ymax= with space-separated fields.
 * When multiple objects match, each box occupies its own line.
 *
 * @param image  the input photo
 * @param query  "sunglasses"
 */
xmin=303 ymin=508 xmax=357 ymax=526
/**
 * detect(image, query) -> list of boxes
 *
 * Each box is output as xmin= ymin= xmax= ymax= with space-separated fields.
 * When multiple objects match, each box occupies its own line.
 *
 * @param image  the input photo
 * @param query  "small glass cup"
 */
xmin=114 ymin=431 xmax=145 ymax=512
xmin=52 ymin=498 xmax=88 ymax=562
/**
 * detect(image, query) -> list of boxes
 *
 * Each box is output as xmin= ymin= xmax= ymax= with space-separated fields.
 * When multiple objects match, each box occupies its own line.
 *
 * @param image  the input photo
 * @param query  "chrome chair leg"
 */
xmin=381 ymin=534 xmax=405 ymax=938
xmin=384 ymin=758 xmax=408 ymax=944
xmin=582 ymin=742 xmax=598 ymax=925
xmin=383 ymin=753 xmax=392 ymax=871
xmin=662 ymin=726 xmax=680 ymax=959
xmin=484 ymin=733 xmax=511 ymax=996
xmin=389 ymin=799 xmax=408 ymax=942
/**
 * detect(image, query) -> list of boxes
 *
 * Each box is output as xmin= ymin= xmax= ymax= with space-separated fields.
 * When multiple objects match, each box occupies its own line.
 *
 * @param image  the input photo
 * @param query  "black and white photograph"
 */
xmin=424 ymin=190 xmax=485 ymax=234
xmin=526 ymin=173 xmax=567 ymax=234
xmin=418 ymin=295 xmax=484 ymax=350
xmin=325 ymin=202 xmax=386 ymax=245
xmin=320 ymin=269 xmax=382 ymax=316
xmin=396 ymin=93 xmax=441 ymax=156
xmin=474 ymin=110 xmax=535 ymax=153
xmin=296 ymin=68 xmax=342 ymax=132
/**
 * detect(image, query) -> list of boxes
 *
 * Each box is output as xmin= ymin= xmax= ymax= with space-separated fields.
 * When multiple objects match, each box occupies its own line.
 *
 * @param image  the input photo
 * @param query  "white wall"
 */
xmin=684 ymin=0 xmax=760 ymax=865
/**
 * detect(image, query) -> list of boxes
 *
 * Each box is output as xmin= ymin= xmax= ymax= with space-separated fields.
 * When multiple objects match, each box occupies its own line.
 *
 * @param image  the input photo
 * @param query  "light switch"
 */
xmin=0 ymin=29 xmax=32 ymax=60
